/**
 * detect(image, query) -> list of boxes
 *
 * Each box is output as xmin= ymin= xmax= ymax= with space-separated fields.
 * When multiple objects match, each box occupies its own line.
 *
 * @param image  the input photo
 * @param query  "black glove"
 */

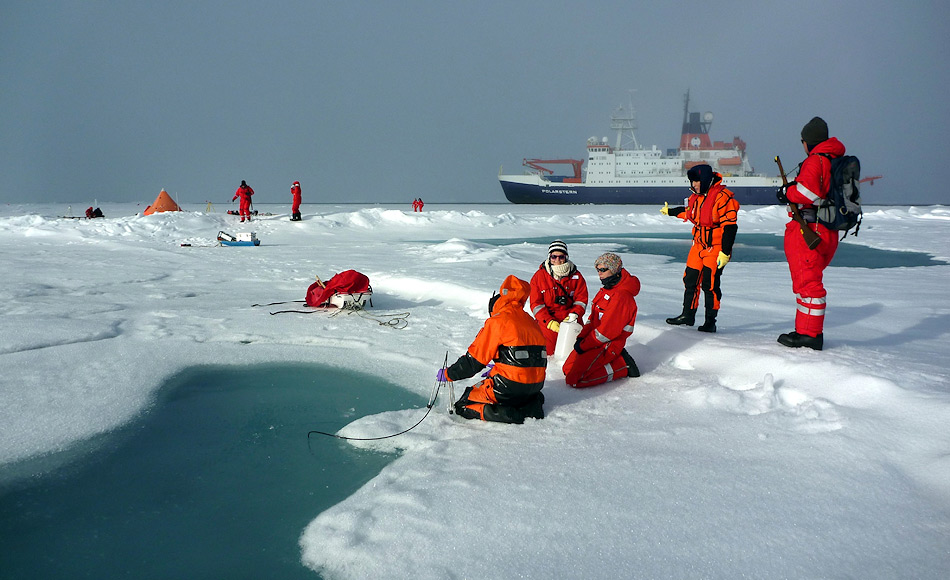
xmin=573 ymin=337 xmax=585 ymax=355
xmin=776 ymin=181 xmax=796 ymax=204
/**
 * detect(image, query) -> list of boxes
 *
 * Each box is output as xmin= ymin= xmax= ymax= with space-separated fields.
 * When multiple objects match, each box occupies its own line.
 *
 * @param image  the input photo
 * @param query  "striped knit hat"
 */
xmin=594 ymin=252 xmax=622 ymax=274
xmin=548 ymin=240 xmax=568 ymax=257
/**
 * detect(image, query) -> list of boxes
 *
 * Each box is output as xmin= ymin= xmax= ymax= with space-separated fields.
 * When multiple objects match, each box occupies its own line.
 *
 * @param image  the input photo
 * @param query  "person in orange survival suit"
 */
xmin=661 ymin=163 xmax=739 ymax=333
xmin=232 ymin=180 xmax=254 ymax=222
xmin=290 ymin=180 xmax=302 ymax=221
xmin=775 ymin=117 xmax=846 ymax=351
xmin=438 ymin=275 xmax=547 ymax=424
xmin=563 ymin=252 xmax=641 ymax=388
xmin=529 ymin=240 xmax=589 ymax=355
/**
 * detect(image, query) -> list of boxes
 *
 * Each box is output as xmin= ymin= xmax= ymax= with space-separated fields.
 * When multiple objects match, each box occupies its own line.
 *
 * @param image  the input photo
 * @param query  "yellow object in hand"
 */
xmin=717 ymin=251 xmax=730 ymax=269
xmin=660 ymin=202 xmax=669 ymax=216
xmin=547 ymin=320 xmax=560 ymax=333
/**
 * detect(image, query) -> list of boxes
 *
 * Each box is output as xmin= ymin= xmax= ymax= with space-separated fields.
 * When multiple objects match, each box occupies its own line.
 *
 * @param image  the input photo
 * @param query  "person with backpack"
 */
xmin=529 ymin=240 xmax=589 ymax=356
xmin=661 ymin=163 xmax=739 ymax=333
xmin=438 ymin=275 xmax=547 ymax=424
xmin=775 ymin=117 xmax=847 ymax=350
xmin=232 ymin=180 xmax=254 ymax=222
xmin=290 ymin=181 xmax=302 ymax=221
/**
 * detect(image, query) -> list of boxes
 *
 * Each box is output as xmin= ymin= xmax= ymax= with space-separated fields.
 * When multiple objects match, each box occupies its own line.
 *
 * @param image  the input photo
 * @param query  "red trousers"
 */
xmin=238 ymin=199 xmax=251 ymax=219
xmin=784 ymin=221 xmax=838 ymax=336
xmin=563 ymin=342 xmax=631 ymax=388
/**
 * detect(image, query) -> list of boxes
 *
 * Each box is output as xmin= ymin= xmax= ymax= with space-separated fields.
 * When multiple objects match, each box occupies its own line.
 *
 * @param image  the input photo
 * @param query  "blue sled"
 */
xmin=219 ymin=240 xmax=260 ymax=246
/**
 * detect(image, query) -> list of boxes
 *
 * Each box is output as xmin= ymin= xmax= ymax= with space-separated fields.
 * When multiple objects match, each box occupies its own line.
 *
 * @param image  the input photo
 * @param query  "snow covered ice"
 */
xmin=1 ymin=202 xmax=949 ymax=579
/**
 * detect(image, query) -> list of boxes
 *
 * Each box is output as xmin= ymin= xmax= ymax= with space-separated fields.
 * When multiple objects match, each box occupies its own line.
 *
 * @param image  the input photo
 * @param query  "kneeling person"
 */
xmin=563 ymin=252 xmax=641 ymax=388
xmin=439 ymin=275 xmax=547 ymax=424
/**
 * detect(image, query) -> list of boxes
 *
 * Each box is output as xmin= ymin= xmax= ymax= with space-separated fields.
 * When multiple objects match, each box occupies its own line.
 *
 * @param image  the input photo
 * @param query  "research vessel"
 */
xmin=499 ymin=92 xmax=781 ymax=205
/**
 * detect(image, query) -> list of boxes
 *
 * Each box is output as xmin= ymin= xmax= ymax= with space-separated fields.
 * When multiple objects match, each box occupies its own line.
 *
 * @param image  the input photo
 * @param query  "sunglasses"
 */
xmin=596 ymin=267 xmax=611 ymax=273
xmin=549 ymin=254 xmax=567 ymax=262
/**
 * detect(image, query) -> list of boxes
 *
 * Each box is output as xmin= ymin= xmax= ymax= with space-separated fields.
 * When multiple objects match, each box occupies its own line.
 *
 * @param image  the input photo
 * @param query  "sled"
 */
xmin=217 ymin=231 xmax=260 ymax=246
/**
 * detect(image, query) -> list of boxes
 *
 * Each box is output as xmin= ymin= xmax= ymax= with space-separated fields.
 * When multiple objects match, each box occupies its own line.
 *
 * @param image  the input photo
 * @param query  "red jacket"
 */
xmin=291 ymin=183 xmax=302 ymax=203
xmin=232 ymin=185 xmax=254 ymax=202
xmin=787 ymin=137 xmax=846 ymax=210
xmin=576 ymin=269 xmax=640 ymax=353
xmin=529 ymin=264 xmax=588 ymax=325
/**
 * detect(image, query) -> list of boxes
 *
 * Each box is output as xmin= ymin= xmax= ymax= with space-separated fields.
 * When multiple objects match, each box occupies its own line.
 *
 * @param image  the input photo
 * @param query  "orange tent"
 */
xmin=143 ymin=189 xmax=182 ymax=215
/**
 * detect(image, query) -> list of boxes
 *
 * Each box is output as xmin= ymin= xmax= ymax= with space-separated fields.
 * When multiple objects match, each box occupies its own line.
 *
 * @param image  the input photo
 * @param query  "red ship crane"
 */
xmin=523 ymin=158 xmax=584 ymax=181
xmin=859 ymin=175 xmax=883 ymax=186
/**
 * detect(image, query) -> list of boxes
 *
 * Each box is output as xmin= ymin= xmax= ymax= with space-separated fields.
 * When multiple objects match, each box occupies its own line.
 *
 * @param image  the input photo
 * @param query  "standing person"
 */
xmin=563 ymin=253 xmax=641 ymax=388
xmin=438 ymin=275 xmax=547 ymax=424
xmin=775 ymin=117 xmax=846 ymax=350
xmin=661 ymin=163 xmax=739 ymax=333
xmin=290 ymin=181 xmax=302 ymax=221
xmin=411 ymin=198 xmax=419 ymax=212
xmin=417 ymin=198 xmax=424 ymax=212
xmin=529 ymin=240 xmax=589 ymax=355
xmin=232 ymin=180 xmax=254 ymax=222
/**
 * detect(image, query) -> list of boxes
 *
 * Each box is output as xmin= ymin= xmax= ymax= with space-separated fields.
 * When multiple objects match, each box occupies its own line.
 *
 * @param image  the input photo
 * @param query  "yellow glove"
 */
xmin=717 ymin=251 xmax=730 ymax=269
xmin=660 ymin=202 xmax=669 ymax=216
xmin=547 ymin=320 xmax=560 ymax=333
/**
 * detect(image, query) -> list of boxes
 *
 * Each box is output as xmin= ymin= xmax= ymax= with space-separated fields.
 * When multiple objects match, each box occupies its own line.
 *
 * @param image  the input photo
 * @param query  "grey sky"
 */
xmin=2 ymin=1 xmax=947 ymax=205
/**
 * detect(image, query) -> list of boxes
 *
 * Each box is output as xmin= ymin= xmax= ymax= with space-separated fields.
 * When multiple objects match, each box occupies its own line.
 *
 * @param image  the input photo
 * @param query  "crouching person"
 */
xmin=563 ymin=252 xmax=641 ymax=388
xmin=438 ymin=275 xmax=547 ymax=424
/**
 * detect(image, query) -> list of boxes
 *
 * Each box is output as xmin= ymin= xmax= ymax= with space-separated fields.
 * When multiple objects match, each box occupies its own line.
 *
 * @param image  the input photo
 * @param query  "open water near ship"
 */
xmin=0 ymin=364 xmax=422 ymax=580
xmin=472 ymin=232 xmax=946 ymax=268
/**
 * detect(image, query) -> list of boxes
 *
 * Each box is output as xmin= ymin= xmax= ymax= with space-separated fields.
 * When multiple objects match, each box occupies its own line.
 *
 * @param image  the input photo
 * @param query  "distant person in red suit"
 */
xmin=417 ymin=198 xmax=424 ymax=212
xmin=290 ymin=181 xmax=302 ymax=221
xmin=232 ymin=180 xmax=254 ymax=222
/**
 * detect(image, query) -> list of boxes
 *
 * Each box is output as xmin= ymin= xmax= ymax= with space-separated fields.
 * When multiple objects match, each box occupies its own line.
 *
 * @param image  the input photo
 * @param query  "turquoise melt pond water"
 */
xmin=0 ymin=364 xmax=422 ymax=580
xmin=472 ymin=233 xmax=946 ymax=268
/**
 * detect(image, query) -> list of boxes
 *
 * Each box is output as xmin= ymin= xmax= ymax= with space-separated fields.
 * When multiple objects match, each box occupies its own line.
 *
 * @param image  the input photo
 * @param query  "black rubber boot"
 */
xmin=777 ymin=331 xmax=823 ymax=350
xmin=698 ymin=309 xmax=717 ymax=333
xmin=666 ymin=309 xmax=696 ymax=326
xmin=620 ymin=348 xmax=640 ymax=378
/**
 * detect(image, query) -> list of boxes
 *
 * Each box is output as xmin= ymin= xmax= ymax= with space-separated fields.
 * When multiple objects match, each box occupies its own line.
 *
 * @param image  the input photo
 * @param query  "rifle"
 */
xmin=774 ymin=156 xmax=821 ymax=250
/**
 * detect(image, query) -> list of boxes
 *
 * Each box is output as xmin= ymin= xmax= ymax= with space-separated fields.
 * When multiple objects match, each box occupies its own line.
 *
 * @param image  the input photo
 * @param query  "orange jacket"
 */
xmin=446 ymin=275 xmax=547 ymax=402
xmin=677 ymin=176 xmax=739 ymax=250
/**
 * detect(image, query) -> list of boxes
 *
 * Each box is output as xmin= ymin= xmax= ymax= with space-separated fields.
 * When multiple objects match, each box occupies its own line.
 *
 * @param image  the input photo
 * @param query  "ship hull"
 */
xmin=500 ymin=175 xmax=781 ymax=205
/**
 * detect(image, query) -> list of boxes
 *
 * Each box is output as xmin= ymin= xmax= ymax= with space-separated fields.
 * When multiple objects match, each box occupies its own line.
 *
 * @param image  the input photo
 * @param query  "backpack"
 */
xmin=816 ymin=154 xmax=862 ymax=237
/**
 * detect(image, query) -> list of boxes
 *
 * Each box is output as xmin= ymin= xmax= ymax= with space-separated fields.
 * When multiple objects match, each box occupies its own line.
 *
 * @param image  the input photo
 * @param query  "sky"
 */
xmin=2 ymin=1 xmax=949 ymax=205
xmin=0 ymin=202 xmax=948 ymax=578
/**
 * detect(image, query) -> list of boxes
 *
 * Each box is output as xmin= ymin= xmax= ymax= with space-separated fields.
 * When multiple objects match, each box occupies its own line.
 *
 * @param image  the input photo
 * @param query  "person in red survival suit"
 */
xmin=775 ymin=117 xmax=846 ymax=351
xmin=563 ymin=252 xmax=641 ymax=388
xmin=661 ymin=163 xmax=739 ymax=333
xmin=290 ymin=181 xmax=302 ymax=221
xmin=232 ymin=180 xmax=254 ymax=222
xmin=529 ymin=240 xmax=589 ymax=355
xmin=438 ymin=275 xmax=547 ymax=424
xmin=305 ymin=270 xmax=371 ymax=307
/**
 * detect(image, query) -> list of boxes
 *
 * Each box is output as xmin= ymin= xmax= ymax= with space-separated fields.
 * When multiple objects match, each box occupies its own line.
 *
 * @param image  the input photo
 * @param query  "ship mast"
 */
xmin=611 ymin=91 xmax=640 ymax=151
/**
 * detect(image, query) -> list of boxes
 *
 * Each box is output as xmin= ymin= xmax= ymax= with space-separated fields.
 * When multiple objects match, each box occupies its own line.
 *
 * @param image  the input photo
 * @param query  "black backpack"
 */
xmin=817 ymin=154 xmax=862 ymax=237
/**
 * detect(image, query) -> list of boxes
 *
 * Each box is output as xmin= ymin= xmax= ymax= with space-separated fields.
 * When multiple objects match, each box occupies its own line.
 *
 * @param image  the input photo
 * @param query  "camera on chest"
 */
xmin=554 ymin=295 xmax=570 ymax=306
